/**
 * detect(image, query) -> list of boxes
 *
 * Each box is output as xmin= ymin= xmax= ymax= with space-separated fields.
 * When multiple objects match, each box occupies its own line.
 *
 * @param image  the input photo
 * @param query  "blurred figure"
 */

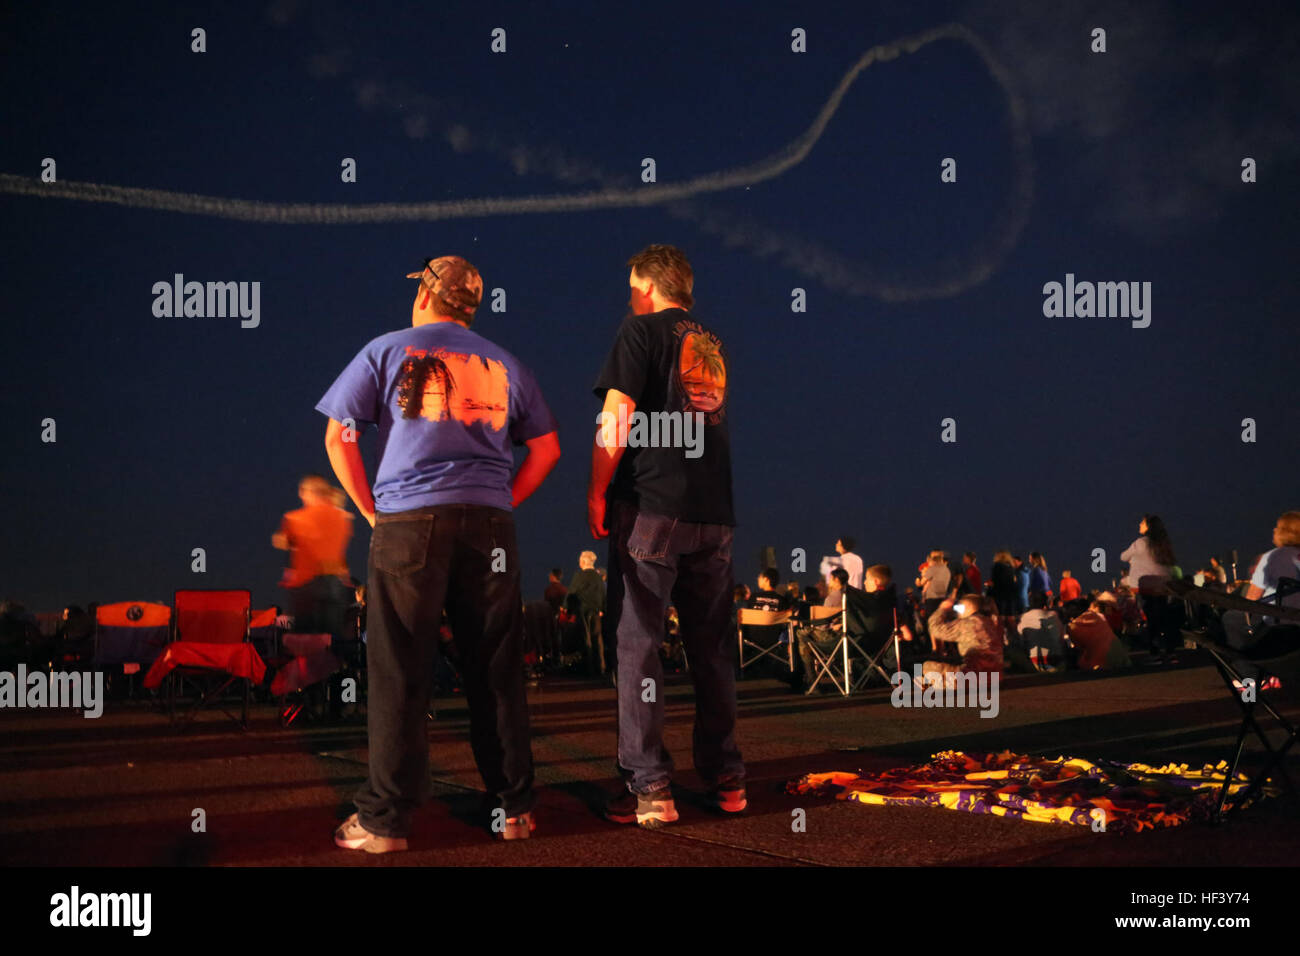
xmin=1068 ymin=598 xmax=1133 ymax=670
xmin=923 ymin=593 xmax=1004 ymax=678
xmin=1018 ymin=592 xmax=1065 ymax=671
xmin=961 ymin=552 xmax=983 ymax=595
xmin=544 ymin=568 xmax=568 ymax=614
xmin=567 ymin=551 xmax=607 ymax=676
xmin=1120 ymin=514 xmax=1179 ymax=656
xmin=834 ymin=536 xmax=864 ymax=590
xmin=273 ymin=474 xmax=354 ymax=643
xmin=1013 ymin=556 xmax=1031 ymax=615
xmin=1058 ymin=569 xmax=1083 ymax=603
xmin=917 ymin=551 xmax=951 ymax=652
xmin=1028 ymin=552 xmax=1053 ymax=604
xmin=989 ymin=550 xmax=1018 ymax=619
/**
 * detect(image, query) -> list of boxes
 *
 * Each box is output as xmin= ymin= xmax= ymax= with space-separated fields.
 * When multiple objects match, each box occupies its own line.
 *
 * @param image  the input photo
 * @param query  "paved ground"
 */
xmin=2 ymin=653 xmax=1297 ymax=867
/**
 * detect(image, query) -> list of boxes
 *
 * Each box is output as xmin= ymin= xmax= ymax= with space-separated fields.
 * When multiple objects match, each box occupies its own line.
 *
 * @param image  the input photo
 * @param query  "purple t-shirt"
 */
xmin=317 ymin=323 xmax=556 ymax=513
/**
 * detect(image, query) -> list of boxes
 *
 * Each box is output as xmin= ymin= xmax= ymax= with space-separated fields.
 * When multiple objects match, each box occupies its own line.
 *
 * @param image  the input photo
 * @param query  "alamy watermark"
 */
xmin=1042 ymin=273 xmax=1150 ymax=328
xmin=152 ymin=274 xmax=260 ymax=328
xmin=891 ymin=666 xmax=999 ymax=719
xmin=0 ymin=665 xmax=104 ymax=718
xmin=596 ymin=406 xmax=704 ymax=459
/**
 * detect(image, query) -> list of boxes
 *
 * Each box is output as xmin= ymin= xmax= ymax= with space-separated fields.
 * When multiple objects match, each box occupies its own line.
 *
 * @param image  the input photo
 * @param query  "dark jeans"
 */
xmin=353 ymin=504 xmax=534 ymax=837
xmin=607 ymin=500 xmax=744 ymax=794
xmin=286 ymin=574 xmax=351 ymax=645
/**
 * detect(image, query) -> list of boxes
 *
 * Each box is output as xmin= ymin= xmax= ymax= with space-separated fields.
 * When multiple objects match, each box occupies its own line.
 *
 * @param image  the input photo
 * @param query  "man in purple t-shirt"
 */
xmin=319 ymin=255 xmax=560 ymax=851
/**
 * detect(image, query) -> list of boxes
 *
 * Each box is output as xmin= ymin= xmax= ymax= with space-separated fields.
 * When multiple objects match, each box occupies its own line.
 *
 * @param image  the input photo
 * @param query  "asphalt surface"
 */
xmin=3 ymin=653 xmax=1298 ymax=867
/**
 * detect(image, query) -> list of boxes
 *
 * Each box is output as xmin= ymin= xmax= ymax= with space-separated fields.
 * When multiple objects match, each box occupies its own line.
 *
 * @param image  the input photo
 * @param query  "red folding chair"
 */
xmin=143 ymin=590 xmax=263 ymax=730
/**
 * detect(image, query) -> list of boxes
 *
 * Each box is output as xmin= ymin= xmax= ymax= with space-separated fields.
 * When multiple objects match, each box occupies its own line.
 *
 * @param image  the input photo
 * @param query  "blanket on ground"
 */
xmin=787 ymin=750 xmax=1272 ymax=832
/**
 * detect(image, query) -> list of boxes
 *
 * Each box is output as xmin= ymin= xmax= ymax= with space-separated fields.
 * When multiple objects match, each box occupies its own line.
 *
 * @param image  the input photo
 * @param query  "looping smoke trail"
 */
xmin=1 ymin=24 xmax=1031 ymax=217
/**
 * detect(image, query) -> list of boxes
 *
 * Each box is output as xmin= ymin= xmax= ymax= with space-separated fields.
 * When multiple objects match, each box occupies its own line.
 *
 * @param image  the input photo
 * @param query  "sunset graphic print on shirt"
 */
xmin=675 ymin=321 xmax=727 ymax=421
xmin=396 ymin=346 xmax=510 ymax=430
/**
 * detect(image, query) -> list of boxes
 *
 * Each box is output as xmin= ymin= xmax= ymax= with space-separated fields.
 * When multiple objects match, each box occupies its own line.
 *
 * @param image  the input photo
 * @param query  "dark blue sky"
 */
xmin=2 ymin=0 xmax=1297 ymax=612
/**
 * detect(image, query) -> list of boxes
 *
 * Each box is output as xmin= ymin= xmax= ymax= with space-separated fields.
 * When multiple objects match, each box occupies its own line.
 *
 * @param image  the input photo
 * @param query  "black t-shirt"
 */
xmin=748 ymin=590 xmax=791 ymax=613
xmin=593 ymin=308 xmax=735 ymax=525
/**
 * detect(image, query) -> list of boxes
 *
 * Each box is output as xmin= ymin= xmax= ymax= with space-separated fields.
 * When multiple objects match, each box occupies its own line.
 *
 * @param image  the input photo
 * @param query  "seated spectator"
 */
xmin=1058 ymin=570 xmax=1082 ymax=603
xmin=794 ymin=569 xmax=848 ymax=691
xmin=1223 ymin=510 xmax=1300 ymax=655
xmin=922 ymin=593 xmax=1004 ymax=677
xmin=863 ymin=564 xmax=915 ymax=669
xmin=750 ymin=568 xmax=791 ymax=612
xmin=1018 ymin=592 xmax=1065 ymax=671
xmin=1068 ymin=599 xmax=1133 ymax=670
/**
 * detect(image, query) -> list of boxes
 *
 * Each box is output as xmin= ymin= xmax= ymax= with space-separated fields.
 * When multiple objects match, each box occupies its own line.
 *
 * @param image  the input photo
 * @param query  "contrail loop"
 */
xmin=0 ymin=23 xmax=1030 ymax=230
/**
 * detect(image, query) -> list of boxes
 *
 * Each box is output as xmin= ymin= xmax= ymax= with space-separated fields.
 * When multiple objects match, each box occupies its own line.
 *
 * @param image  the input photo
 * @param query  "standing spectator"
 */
xmin=1013 ymin=556 xmax=1031 ymax=615
xmin=568 ymin=551 xmax=607 ymax=676
xmin=946 ymin=552 xmax=969 ymax=597
xmin=961 ymin=552 xmax=983 ymax=595
xmin=320 ymin=254 xmax=560 ymax=851
xmin=1028 ymin=552 xmax=1054 ymax=604
xmin=1120 ymin=514 xmax=1178 ymax=656
xmin=544 ymin=569 xmax=568 ymax=614
xmin=989 ymin=550 xmax=1018 ymax=618
xmin=917 ymin=551 xmax=951 ymax=652
xmin=835 ymin=537 xmax=864 ymax=590
xmin=588 ymin=243 xmax=744 ymax=827
xmin=273 ymin=474 xmax=354 ymax=643
xmin=1058 ymin=570 xmax=1083 ymax=603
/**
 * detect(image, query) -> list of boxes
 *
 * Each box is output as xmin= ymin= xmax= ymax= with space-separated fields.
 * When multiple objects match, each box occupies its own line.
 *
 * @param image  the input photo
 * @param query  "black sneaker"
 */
xmin=605 ymin=787 xmax=678 ymax=828
xmin=708 ymin=779 xmax=747 ymax=814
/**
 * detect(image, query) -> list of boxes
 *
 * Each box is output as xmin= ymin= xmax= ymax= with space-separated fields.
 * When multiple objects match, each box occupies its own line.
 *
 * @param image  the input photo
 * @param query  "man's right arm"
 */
xmin=324 ymin=418 xmax=376 ymax=528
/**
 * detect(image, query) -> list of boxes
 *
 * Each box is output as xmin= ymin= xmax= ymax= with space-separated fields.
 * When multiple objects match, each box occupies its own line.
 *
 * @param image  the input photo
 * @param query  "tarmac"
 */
xmin=2 ymin=653 xmax=1297 ymax=867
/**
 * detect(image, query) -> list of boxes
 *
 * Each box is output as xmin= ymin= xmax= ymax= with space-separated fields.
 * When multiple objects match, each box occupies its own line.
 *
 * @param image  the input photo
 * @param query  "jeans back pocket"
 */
xmin=372 ymin=513 xmax=435 ymax=576
xmin=627 ymin=511 xmax=677 ymax=561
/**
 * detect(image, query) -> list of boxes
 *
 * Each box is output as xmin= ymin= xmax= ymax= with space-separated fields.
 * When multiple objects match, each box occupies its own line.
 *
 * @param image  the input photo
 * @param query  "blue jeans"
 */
xmin=607 ymin=501 xmax=744 ymax=794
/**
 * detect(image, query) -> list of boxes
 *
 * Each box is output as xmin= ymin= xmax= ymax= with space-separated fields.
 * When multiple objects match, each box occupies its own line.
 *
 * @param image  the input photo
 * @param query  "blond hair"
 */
xmin=1278 ymin=511 xmax=1300 ymax=547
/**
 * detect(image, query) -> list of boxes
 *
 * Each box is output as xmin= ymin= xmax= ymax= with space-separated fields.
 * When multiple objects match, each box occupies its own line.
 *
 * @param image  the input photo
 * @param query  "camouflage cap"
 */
xmin=406 ymin=255 xmax=484 ymax=316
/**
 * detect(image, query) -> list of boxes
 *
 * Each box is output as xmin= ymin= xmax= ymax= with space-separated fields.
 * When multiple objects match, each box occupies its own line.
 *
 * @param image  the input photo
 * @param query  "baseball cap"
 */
xmin=406 ymin=255 xmax=484 ymax=316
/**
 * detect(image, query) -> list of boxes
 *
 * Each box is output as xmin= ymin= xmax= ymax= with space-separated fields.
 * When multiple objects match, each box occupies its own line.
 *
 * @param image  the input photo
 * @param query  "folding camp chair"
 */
xmin=94 ymin=602 xmax=171 ymax=697
xmin=845 ymin=590 xmax=905 ymax=691
xmin=802 ymin=598 xmax=865 ymax=697
xmin=1166 ymin=578 xmax=1300 ymax=821
xmin=737 ymin=607 xmax=795 ymax=675
xmin=143 ymin=590 xmax=264 ymax=731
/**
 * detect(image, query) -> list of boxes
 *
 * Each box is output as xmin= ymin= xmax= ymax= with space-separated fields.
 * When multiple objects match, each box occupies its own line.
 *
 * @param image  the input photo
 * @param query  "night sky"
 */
xmin=2 ymin=0 xmax=1297 ymax=614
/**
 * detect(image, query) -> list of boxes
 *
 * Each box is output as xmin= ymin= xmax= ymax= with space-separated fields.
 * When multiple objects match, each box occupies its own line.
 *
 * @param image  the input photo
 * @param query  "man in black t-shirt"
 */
xmin=588 ymin=244 xmax=745 ymax=828
xmin=749 ymin=568 xmax=791 ymax=613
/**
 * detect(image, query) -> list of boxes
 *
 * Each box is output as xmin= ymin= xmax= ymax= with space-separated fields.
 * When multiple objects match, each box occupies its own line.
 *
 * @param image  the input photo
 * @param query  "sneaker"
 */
xmin=333 ymin=813 xmax=408 ymax=854
xmin=605 ymin=787 xmax=678 ymax=828
xmin=496 ymin=811 xmax=537 ymax=841
xmin=708 ymin=779 xmax=748 ymax=814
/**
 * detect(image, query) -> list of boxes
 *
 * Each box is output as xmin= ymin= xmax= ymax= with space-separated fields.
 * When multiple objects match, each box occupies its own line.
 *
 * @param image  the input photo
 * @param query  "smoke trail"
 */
xmin=0 ymin=22 xmax=1033 ymax=299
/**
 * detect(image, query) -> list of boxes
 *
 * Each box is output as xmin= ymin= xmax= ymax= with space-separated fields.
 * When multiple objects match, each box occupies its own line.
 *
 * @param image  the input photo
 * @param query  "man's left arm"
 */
xmin=325 ymin=418 xmax=376 ymax=528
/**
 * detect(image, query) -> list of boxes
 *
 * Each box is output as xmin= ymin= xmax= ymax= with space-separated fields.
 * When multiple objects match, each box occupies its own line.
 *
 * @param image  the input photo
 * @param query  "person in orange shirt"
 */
xmin=1058 ymin=570 xmax=1083 ymax=603
xmin=273 ymin=474 xmax=354 ymax=640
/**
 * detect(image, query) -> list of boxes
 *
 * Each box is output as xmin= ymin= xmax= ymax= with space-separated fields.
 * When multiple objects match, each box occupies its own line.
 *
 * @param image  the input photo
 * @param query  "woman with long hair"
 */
xmin=1027 ymin=552 xmax=1054 ymax=604
xmin=1121 ymin=514 xmax=1179 ymax=657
